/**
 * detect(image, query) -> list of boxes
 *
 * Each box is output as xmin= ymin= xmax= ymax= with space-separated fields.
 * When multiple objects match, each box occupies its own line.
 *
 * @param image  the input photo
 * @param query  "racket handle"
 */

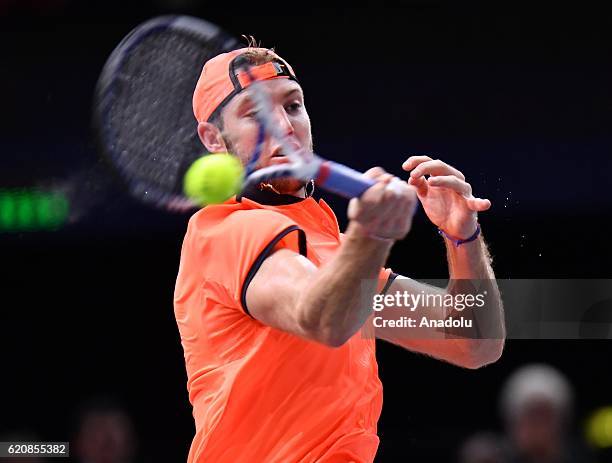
xmin=315 ymin=161 xmax=376 ymax=198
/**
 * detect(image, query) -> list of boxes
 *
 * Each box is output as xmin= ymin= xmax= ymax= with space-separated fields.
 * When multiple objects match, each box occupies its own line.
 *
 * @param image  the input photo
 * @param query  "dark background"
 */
xmin=1 ymin=2 xmax=611 ymax=461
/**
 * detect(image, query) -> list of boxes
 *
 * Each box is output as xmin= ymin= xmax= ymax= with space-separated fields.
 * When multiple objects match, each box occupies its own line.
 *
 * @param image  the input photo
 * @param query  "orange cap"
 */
xmin=193 ymin=47 xmax=298 ymax=123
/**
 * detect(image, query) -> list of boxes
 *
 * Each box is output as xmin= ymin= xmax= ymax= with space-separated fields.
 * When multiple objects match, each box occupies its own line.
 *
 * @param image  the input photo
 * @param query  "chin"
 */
xmin=269 ymin=178 xmax=307 ymax=195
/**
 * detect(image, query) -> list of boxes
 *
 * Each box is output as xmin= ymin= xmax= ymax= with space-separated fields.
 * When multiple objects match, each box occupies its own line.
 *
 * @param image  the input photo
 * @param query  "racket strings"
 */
xmin=110 ymin=32 xmax=203 ymax=190
xmin=103 ymin=30 xmax=228 ymax=207
xmin=94 ymin=16 xmax=240 ymax=211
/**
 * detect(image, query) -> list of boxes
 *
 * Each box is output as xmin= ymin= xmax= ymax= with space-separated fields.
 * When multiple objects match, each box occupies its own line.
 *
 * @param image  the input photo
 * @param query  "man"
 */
xmin=174 ymin=46 xmax=505 ymax=462
xmin=499 ymin=364 xmax=594 ymax=463
xmin=72 ymin=397 xmax=137 ymax=463
xmin=459 ymin=432 xmax=504 ymax=463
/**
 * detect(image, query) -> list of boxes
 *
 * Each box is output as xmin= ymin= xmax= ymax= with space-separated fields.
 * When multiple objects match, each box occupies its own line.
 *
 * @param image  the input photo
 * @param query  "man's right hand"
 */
xmin=346 ymin=167 xmax=418 ymax=242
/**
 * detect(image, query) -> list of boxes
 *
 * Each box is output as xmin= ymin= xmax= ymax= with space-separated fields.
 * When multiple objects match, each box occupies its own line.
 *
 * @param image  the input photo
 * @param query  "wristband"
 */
xmin=438 ymin=223 xmax=481 ymax=247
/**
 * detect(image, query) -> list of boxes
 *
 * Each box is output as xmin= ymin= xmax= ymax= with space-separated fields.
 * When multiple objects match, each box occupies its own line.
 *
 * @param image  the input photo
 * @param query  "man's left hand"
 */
xmin=402 ymin=155 xmax=491 ymax=239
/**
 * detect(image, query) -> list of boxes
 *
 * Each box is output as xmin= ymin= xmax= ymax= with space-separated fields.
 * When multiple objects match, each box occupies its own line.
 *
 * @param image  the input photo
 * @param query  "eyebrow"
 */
xmin=236 ymin=94 xmax=255 ymax=113
xmin=283 ymin=88 xmax=303 ymax=99
xmin=237 ymin=86 xmax=303 ymax=111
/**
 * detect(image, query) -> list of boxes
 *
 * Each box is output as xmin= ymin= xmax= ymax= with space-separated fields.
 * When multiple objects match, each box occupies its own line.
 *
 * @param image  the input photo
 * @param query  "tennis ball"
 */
xmin=183 ymin=153 xmax=244 ymax=206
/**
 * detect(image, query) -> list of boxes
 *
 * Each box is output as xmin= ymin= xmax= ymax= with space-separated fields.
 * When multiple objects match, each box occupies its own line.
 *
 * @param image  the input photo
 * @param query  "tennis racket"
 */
xmin=93 ymin=15 xmax=377 ymax=212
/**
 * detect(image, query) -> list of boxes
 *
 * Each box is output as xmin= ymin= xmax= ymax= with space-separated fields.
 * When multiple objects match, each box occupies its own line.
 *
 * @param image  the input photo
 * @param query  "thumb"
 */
xmin=364 ymin=167 xmax=393 ymax=183
xmin=347 ymin=197 xmax=360 ymax=220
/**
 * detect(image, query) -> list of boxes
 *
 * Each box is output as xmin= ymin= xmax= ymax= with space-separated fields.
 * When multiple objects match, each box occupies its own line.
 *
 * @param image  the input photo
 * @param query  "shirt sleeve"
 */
xmin=197 ymin=209 xmax=307 ymax=316
xmin=380 ymin=270 xmax=398 ymax=294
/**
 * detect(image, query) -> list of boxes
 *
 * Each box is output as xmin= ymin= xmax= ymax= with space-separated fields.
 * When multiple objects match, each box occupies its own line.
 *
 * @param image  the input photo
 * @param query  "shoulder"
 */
xmin=181 ymin=203 xmax=304 ymax=263
xmin=187 ymin=204 xmax=296 ymax=240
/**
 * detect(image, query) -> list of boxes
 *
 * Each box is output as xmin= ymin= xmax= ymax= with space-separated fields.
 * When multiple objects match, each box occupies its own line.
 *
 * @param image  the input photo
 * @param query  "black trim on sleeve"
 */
xmin=381 ymin=272 xmax=399 ymax=295
xmin=240 ymin=225 xmax=307 ymax=318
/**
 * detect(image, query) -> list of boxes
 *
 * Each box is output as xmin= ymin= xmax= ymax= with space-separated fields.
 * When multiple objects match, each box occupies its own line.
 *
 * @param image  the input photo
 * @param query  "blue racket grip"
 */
xmin=315 ymin=160 xmax=376 ymax=198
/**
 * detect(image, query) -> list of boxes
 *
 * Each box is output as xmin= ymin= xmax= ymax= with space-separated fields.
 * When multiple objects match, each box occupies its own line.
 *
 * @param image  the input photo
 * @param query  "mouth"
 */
xmin=270 ymin=146 xmax=290 ymax=157
xmin=269 ymin=154 xmax=290 ymax=165
xmin=269 ymin=148 xmax=290 ymax=164
xmin=270 ymin=140 xmax=302 ymax=160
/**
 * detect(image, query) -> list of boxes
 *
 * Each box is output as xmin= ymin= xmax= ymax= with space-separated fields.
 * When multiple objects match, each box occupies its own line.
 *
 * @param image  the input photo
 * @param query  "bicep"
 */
xmin=245 ymin=248 xmax=319 ymax=339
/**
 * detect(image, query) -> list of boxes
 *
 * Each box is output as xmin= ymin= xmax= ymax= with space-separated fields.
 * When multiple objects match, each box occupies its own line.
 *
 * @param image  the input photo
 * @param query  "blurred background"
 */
xmin=1 ymin=2 xmax=611 ymax=462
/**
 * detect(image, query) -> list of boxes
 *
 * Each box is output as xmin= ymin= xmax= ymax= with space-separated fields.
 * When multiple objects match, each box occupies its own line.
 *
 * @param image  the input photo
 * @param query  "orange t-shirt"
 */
xmin=174 ymin=190 xmax=393 ymax=463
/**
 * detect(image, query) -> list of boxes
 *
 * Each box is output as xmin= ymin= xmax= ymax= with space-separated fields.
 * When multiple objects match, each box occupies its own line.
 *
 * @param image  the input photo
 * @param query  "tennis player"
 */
xmin=174 ymin=47 xmax=505 ymax=463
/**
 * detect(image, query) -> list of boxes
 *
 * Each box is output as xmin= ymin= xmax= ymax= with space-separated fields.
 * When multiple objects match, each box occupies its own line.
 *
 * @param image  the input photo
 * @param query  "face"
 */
xmin=205 ymin=78 xmax=312 ymax=195
xmin=510 ymin=400 xmax=564 ymax=458
xmin=75 ymin=412 xmax=135 ymax=463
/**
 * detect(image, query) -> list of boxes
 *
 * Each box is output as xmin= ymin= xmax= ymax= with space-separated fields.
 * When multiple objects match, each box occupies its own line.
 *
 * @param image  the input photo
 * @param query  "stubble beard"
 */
xmin=223 ymin=134 xmax=312 ymax=196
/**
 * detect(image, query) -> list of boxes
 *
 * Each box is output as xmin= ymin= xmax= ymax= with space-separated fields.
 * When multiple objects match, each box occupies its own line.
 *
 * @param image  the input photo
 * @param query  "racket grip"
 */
xmin=315 ymin=160 xmax=376 ymax=198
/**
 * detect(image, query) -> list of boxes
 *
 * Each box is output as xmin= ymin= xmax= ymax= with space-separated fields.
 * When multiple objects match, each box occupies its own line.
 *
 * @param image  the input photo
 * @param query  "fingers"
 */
xmin=387 ymin=185 xmax=419 ymax=235
xmin=365 ymin=180 xmax=401 ymax=216
xmin=403 ymin=157 xmax=465 ymax=199
xmin=348 ymin=179 xmax=390 ymax=222
xmin=402 ymin=155 xmax=432 ymax=171
xmin=407 ymin=173 xmax=428 ymax=195
xmin=403 ymin=156 xmax=491 ymax=205
xmin=364 ymin=166 xmax=385 ymax=178
xmin=385 ymin=184 xmax=418 ymax=237
xmin=404 ymin=155 xmax=465 ymax=180
xmin=427 ymin=175 xmax=492 ymax=211
xmin=363 ymin=166 xmax=393 ymax=182
xmin=408 ymin=159 xmax=466 ymax=181
xmin=427 ymin=175 xmax=472 ymax=196
xmin=351 ymin=167 xmax=399 ymax=222
xmin=376 ymin=182 xmax=418 ymax=239
xmin=466 ymin=197 xmax=492 ymax=211
xmin=348 ymin=174 xmax=418 ymax=241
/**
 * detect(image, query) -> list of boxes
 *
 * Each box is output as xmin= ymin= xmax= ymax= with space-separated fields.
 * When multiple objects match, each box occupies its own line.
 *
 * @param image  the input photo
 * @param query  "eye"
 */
xmin=241 ymin=100 xmax=258 ymax=119
xmin=285 ymin=102 xmax=302 ymax=114
xmin=243 ymin=108 xmax=259 ymax=119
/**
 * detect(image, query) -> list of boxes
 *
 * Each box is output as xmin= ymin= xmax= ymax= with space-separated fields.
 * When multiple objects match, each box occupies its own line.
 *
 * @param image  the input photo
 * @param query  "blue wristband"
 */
xmin=438 ymin=223 xmax=481 ymax=247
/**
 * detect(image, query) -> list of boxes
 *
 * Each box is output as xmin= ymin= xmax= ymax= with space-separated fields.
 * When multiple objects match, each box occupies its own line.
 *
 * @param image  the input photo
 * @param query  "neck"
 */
xmin=237 ymin=181 xmax=311 ymax=205
xmin=259 ymin=183 xmax=307 ymax=198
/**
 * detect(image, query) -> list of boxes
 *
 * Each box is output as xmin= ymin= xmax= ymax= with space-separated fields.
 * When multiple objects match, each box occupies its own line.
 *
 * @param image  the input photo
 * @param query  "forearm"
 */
xmin=395 ymin=154 xmax=504 ymax=366
xmin=442 ymin=232 xmax=505 ymax=360
xmin=297 ymin=223 xmax=393 ymax=346
xmin=445 ymin=233 xmax=494 ymax=280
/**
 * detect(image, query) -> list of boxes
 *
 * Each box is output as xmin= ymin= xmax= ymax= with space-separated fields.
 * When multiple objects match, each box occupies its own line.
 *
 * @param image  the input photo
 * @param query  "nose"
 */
xmin=271 ymin=105 xmax=295 ymax=138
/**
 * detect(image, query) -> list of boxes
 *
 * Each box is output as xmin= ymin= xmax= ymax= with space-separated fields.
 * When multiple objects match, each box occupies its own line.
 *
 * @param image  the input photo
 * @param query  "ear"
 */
xmin=198 ymin=122 xmax=228 ymax=153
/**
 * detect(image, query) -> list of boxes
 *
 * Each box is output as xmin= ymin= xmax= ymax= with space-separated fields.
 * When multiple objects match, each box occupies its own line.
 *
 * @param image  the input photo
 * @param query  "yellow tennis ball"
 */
xmin=183 ymin=153 xmax=244 ymax=205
